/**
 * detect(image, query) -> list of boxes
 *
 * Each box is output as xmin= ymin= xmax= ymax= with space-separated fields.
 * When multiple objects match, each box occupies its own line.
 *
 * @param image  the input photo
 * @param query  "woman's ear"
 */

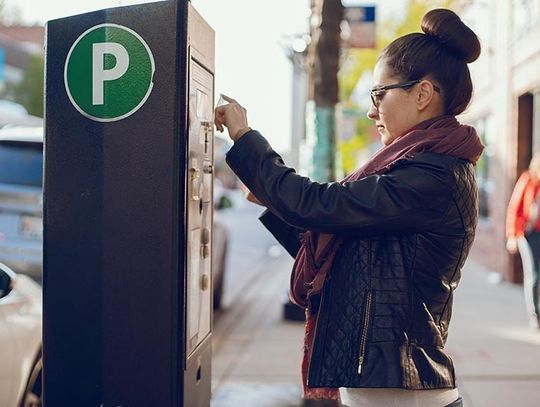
xmin=416 ymin=80 xmax=436 ymax=111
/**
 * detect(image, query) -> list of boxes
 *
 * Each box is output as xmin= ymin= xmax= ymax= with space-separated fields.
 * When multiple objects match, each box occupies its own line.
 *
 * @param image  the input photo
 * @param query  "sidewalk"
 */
xmin=211 ymin=254 xmax=540 ymax=407
xmin=447 ymin=260 xmax=540 ymax=406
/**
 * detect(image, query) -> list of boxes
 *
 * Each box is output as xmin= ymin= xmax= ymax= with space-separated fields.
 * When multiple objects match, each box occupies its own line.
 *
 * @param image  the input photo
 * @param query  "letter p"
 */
xmin=92 ymin=42 xmax=129 ymax=105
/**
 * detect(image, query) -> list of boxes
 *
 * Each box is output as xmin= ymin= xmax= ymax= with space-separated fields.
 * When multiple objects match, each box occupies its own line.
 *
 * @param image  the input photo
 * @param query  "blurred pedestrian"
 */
xmin=215 ymin=8 xmax=482 ymax=407
xmin=506 ymin=152 xmax=540 ymax=330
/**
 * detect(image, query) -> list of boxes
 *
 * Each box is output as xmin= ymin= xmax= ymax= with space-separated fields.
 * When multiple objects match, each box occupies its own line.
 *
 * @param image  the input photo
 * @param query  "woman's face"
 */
xmin=367 ymin=60 xmax=422 ymax=146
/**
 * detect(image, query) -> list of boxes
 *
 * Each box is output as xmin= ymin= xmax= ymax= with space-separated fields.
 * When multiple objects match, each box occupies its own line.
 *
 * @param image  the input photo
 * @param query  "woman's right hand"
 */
xmin=246 ymin=190 xmax=265 ymax=207
xmin=214 ymin=95 xmax=250 ymax=142
xmin=506 ymin=237 xmax=518 ymax=254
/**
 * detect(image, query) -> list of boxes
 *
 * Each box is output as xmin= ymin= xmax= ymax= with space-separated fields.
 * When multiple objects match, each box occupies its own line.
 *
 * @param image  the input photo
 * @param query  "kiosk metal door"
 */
xmin=186 ymin=59 xmax=214 ymax=357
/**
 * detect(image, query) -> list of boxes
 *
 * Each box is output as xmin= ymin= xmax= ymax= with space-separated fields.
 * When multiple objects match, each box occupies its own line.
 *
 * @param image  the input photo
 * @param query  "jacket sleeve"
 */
xmin=506 ymin=171 xmax=529 ymax=238
xmin=226 ymin=130 xmax=455 ymax=235
xmin=259 ymin=209 xmax=304 ymax=258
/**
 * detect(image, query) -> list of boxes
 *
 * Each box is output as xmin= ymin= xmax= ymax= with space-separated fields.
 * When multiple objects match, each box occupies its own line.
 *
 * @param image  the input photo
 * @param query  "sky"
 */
xmin=3 ymin=0 xmax=405 ymax=152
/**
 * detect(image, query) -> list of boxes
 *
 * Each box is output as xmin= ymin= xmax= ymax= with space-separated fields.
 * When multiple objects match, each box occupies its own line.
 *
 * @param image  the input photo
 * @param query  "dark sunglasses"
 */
xmin=370 ymin=80 xmax=441 ymax=109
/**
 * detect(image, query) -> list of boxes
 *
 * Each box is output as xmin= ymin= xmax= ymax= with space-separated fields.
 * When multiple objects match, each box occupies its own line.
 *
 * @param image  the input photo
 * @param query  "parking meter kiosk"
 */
xmin=44 ymin=2 xmax=215 ymax=406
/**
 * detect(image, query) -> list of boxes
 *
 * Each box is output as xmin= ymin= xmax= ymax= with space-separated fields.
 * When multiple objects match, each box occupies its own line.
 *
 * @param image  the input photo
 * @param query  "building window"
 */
xmin=513 ymin=0 xmax=540 ymax=38
xmin=475 ymin=116 xmax=495 ymax=220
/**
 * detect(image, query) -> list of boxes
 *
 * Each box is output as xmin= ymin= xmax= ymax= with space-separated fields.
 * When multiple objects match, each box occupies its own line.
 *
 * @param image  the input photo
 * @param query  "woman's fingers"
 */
xmin=214 ymin=106 xmax=226 ymax=132
xmin=221 ymin=94 xmax=238 ymax=104
xmin=213 ymin=97 xmax=249 ymax=140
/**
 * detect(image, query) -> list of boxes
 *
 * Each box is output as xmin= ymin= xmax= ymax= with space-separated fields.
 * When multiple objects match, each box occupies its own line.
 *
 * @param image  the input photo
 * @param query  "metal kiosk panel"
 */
xmin=44 ymin=1 xmax=214 ymax=406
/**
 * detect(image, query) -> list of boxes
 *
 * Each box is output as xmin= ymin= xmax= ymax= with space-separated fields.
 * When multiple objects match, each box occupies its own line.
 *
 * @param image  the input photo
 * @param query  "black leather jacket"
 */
xmin=226 ymin=130 xmax=478 ymax=390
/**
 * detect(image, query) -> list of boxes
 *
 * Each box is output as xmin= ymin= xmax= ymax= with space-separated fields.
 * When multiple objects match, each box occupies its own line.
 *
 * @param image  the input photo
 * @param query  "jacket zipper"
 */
xmin=358 ymin=290 xmax=373 ymax=374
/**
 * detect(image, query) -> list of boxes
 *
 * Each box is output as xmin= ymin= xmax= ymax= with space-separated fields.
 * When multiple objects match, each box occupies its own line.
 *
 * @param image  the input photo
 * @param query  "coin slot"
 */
xmin=196 ymin=364 xmax=202 ymax=384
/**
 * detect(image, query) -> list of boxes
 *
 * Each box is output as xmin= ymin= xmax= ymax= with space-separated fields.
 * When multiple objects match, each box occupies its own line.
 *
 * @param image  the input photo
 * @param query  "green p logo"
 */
xmin=64 ymin=24 xmax=155 ymax=122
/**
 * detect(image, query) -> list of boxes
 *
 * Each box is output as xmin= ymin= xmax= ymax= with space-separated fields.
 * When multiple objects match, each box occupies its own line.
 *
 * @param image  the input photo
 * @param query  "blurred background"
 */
xmin=0 ymin=0 xmax=539 ymax=406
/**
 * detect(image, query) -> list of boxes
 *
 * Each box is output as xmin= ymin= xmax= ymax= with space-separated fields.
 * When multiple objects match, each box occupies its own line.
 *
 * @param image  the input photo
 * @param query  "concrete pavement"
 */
xmin=211 ymin=251 xmax=303 ymax=406
xmin=211 ymin=249 xmax=540 ymax=407
xmin=447 ymin=260 xmax=540 ymax=406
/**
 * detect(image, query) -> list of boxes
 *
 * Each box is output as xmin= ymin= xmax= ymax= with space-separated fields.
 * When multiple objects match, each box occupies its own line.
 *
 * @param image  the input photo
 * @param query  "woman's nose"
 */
xmin=367 ymin=104 xmax=378 ymax=120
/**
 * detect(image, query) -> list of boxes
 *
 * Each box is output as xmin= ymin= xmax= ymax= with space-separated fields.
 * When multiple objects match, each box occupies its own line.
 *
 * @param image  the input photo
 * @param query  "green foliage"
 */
xmin=338 ymin=115 xmax=373 ymax=174
xmin=14 ymin=53 xmax=44 ymax=117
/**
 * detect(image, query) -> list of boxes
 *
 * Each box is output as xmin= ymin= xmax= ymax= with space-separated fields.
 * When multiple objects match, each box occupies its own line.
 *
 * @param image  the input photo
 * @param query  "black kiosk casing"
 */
xmin=44 ymin=1 xmax=215 ymax=406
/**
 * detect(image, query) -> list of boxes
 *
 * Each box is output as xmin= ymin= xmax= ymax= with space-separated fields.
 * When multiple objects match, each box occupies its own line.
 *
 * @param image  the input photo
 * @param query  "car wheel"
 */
xmin=213 ymin=239 xmax=228 ymax=310
xmin=20 ymin=349 xmax=42 ymax=407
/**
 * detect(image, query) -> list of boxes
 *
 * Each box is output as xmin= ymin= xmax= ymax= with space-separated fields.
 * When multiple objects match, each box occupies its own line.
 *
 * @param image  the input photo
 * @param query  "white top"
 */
xmin=339 ymin=387 xmax=459 ymax=407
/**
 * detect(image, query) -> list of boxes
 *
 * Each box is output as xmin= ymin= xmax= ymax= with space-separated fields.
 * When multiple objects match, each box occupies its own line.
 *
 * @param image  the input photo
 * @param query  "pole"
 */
xmin=307 ymin=0 xmax=342 ymax=182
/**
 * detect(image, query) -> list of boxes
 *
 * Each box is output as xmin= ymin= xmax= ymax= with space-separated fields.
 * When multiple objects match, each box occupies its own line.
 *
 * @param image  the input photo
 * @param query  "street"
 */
xmin=214 ymin=190 xmax=283 ymax=309
xmin=211 ymin=191 xmax=304 ymax=406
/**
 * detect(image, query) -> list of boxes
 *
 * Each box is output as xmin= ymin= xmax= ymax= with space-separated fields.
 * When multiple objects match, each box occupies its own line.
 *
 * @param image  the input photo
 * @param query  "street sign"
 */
xmin=64 ymin=23 xmax=155 ymax=122
xmin=343 ymin=6 xmax=376 ymax=49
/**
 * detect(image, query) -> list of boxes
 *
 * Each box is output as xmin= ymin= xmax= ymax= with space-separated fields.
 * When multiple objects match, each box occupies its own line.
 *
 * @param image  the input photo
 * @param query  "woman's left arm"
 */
xmin=258 ymin=209 xmax=305 ymax=258
xmin=226 ymin=130 xmax=455 ymax=235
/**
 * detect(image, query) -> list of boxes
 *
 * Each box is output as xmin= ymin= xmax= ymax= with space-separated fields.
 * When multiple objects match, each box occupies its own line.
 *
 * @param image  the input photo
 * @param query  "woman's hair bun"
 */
xmin=421 ymin=8 xmax=481 ymax=63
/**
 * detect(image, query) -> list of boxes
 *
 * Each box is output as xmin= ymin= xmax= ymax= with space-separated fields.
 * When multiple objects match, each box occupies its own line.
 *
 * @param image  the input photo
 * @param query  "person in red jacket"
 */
xmin=506 ymin=153 xmax=540 ymax=329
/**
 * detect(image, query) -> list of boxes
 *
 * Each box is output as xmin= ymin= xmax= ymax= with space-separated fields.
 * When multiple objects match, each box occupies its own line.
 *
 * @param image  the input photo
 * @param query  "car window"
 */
xmin=0 ymin=141 xmax=43 ymax=187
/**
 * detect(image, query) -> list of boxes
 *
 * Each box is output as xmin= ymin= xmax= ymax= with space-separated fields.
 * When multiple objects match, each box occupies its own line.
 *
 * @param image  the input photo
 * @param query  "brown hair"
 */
xmin=379 ymin=9 xmax=481 ymax=116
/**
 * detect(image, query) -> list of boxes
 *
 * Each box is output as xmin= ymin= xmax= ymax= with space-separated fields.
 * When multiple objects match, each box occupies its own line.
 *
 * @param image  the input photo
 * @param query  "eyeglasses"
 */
xmin=370 ymin=80 xmax=441 ymax=109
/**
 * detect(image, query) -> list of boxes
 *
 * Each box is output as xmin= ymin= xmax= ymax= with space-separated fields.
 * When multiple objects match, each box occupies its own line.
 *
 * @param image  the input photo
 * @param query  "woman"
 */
xmin=215 ymin=9 xmax=483 ymax=407
xmin=506 ymin=153 xmax=540 ymax=330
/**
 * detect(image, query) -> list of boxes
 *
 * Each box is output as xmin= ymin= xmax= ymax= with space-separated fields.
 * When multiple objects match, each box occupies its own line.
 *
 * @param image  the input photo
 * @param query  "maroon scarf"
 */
xmin=295 ymin=115 xmax=484 ymax=400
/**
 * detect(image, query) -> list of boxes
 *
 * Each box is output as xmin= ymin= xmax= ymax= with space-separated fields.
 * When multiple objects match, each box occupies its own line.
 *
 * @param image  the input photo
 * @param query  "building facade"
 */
xmin=459 ymin=0 xmax=540 ymax=281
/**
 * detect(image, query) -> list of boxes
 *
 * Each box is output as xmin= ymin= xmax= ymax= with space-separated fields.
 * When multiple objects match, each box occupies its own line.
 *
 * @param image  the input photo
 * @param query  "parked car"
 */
xmin=0 ymin=262 xmax=42 ymax=407
xmin=0 ymin=125 xmax=229 ymax=307
xmin=0 ymin=126 xmax=43 ymax=283
xmin=0 ymin=100 xmax=42 ymax=128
